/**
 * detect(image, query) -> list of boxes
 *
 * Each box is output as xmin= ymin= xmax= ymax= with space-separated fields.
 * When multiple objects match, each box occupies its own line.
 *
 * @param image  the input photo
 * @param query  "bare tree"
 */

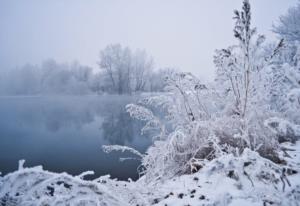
xmin=98 ymin=44 xmax=156 ymax=94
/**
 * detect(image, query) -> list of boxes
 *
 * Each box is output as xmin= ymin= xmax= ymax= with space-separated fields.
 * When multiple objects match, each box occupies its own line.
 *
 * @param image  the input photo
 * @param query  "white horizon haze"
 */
xmin=0 ymin=0 xmax=298 ymax=81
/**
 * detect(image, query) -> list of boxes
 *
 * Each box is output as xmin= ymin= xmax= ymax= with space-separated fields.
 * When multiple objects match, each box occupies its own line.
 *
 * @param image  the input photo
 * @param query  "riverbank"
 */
xmin=1 ymin=141 xmax=299 ymax=206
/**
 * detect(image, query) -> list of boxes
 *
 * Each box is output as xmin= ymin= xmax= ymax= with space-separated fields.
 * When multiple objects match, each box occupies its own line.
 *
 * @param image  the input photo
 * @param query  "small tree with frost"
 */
xmin=214 ymin=0 xmax=285 ymax=153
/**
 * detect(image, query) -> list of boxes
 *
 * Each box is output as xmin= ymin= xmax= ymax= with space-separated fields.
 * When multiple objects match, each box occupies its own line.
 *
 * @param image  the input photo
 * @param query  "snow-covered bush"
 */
xmin=272 ymin=2 xmax=300 ymax=126
xmin=0 ymin=160 xmax=142 ymax=206
xmin=265 ymin=117 xmax=300 ymax=143
xmin=102 ymin=0 xmax=299 ymax=182
xmin=273 ymin=1 xmax=300 ymax=43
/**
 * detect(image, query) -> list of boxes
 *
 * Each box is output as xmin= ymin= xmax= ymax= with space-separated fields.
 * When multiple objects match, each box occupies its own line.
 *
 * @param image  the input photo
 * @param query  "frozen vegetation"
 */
xmin=1 ymin=0 xmax=300 ymax=205
xmin=1 ymin=142 xmax=300 ymax=205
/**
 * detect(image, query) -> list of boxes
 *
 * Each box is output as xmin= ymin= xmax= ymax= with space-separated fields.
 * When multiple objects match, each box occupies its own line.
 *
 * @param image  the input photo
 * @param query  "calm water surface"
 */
xmin=0 ymin=95 xmax=151 ymax=180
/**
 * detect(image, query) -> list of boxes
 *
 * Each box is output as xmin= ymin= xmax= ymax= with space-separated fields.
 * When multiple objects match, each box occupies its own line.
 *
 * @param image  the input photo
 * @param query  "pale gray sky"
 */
xmin=0 ymin=0 xmax=298 ymax=81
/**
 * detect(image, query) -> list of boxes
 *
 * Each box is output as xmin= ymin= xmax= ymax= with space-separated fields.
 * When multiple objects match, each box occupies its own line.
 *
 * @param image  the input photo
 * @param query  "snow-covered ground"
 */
xmin=1 ymin=141 xmax=300 ymax=206
xmin=141 ymin=144 xmax=300 ymax=206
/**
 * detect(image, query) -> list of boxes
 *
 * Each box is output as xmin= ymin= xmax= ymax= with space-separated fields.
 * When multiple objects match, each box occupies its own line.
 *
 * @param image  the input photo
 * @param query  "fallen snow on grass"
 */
xmin=1 ymin=141 xmax=300 ymax=206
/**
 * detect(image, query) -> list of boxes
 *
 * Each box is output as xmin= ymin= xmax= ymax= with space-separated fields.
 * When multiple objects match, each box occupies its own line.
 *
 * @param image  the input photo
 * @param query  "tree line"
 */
xmin=0 ymin=45 xmax=172 ymax=95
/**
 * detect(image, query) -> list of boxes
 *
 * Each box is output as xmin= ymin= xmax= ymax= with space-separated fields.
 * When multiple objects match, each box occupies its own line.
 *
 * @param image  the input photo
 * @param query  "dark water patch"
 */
xmin=0 ymin=95 xmax=151 ymax=180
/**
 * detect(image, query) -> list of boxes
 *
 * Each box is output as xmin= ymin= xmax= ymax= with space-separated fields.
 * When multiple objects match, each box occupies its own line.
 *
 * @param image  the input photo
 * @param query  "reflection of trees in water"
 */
xmin=43 ymin=106 xmax=95 ymax=132
xmin=13 ymin=97 xmax=100 ymax=132
xmin=100 ymin=99 xmax=167 ymax=145
xmin=7 ymin=96 xmax=143 ymax=144
xmin=101 ymin=107 xmax=135 ymax=145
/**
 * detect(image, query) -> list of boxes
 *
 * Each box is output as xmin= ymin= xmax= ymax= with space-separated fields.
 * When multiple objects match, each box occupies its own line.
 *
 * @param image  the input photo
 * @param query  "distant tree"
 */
xmin=98 ymin=44 xmax=156 ymax=94
xmin=148 ymin=68 xmax=175 ymax=92
xmin=89 ymin=73 xmax=104 ymax=94
xmin=131 ymin=49 xmax=154 ymax=92
xmin=98 ymin=44 xmax=132 ymax=94
xmin=0 ymin=60 xmax=95 ymax=95
xmin=273 ymin=2 xmax=300 ymax=43
xmin=8 ymin=64 xmax=41 ymax=95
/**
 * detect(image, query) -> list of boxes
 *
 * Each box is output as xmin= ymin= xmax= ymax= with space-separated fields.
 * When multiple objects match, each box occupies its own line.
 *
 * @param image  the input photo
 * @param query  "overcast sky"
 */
xmin=0 ymin=0 xmax=298 ymax=81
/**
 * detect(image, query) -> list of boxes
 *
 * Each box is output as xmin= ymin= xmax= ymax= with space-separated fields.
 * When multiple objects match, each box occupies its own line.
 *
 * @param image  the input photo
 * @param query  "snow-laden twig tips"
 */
xmin=18 ymin=159 xmax=25 ymax=170
xmin=102 ymin=145 xmax=144 ymax=158
xmin=77 ymin=171 xmax=95 ymax=179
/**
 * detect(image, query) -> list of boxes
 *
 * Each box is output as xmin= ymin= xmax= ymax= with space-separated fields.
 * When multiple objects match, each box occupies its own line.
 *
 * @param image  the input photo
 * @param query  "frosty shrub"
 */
xmin=103 ymin=0 xmax=300 ymax=181
xmin=270 ymin=1 xmax=300 ymax=137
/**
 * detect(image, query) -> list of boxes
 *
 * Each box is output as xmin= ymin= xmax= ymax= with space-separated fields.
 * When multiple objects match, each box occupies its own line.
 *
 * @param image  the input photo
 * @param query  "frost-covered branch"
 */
xmin=102 ymin=145 xmax=144 ymax=158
